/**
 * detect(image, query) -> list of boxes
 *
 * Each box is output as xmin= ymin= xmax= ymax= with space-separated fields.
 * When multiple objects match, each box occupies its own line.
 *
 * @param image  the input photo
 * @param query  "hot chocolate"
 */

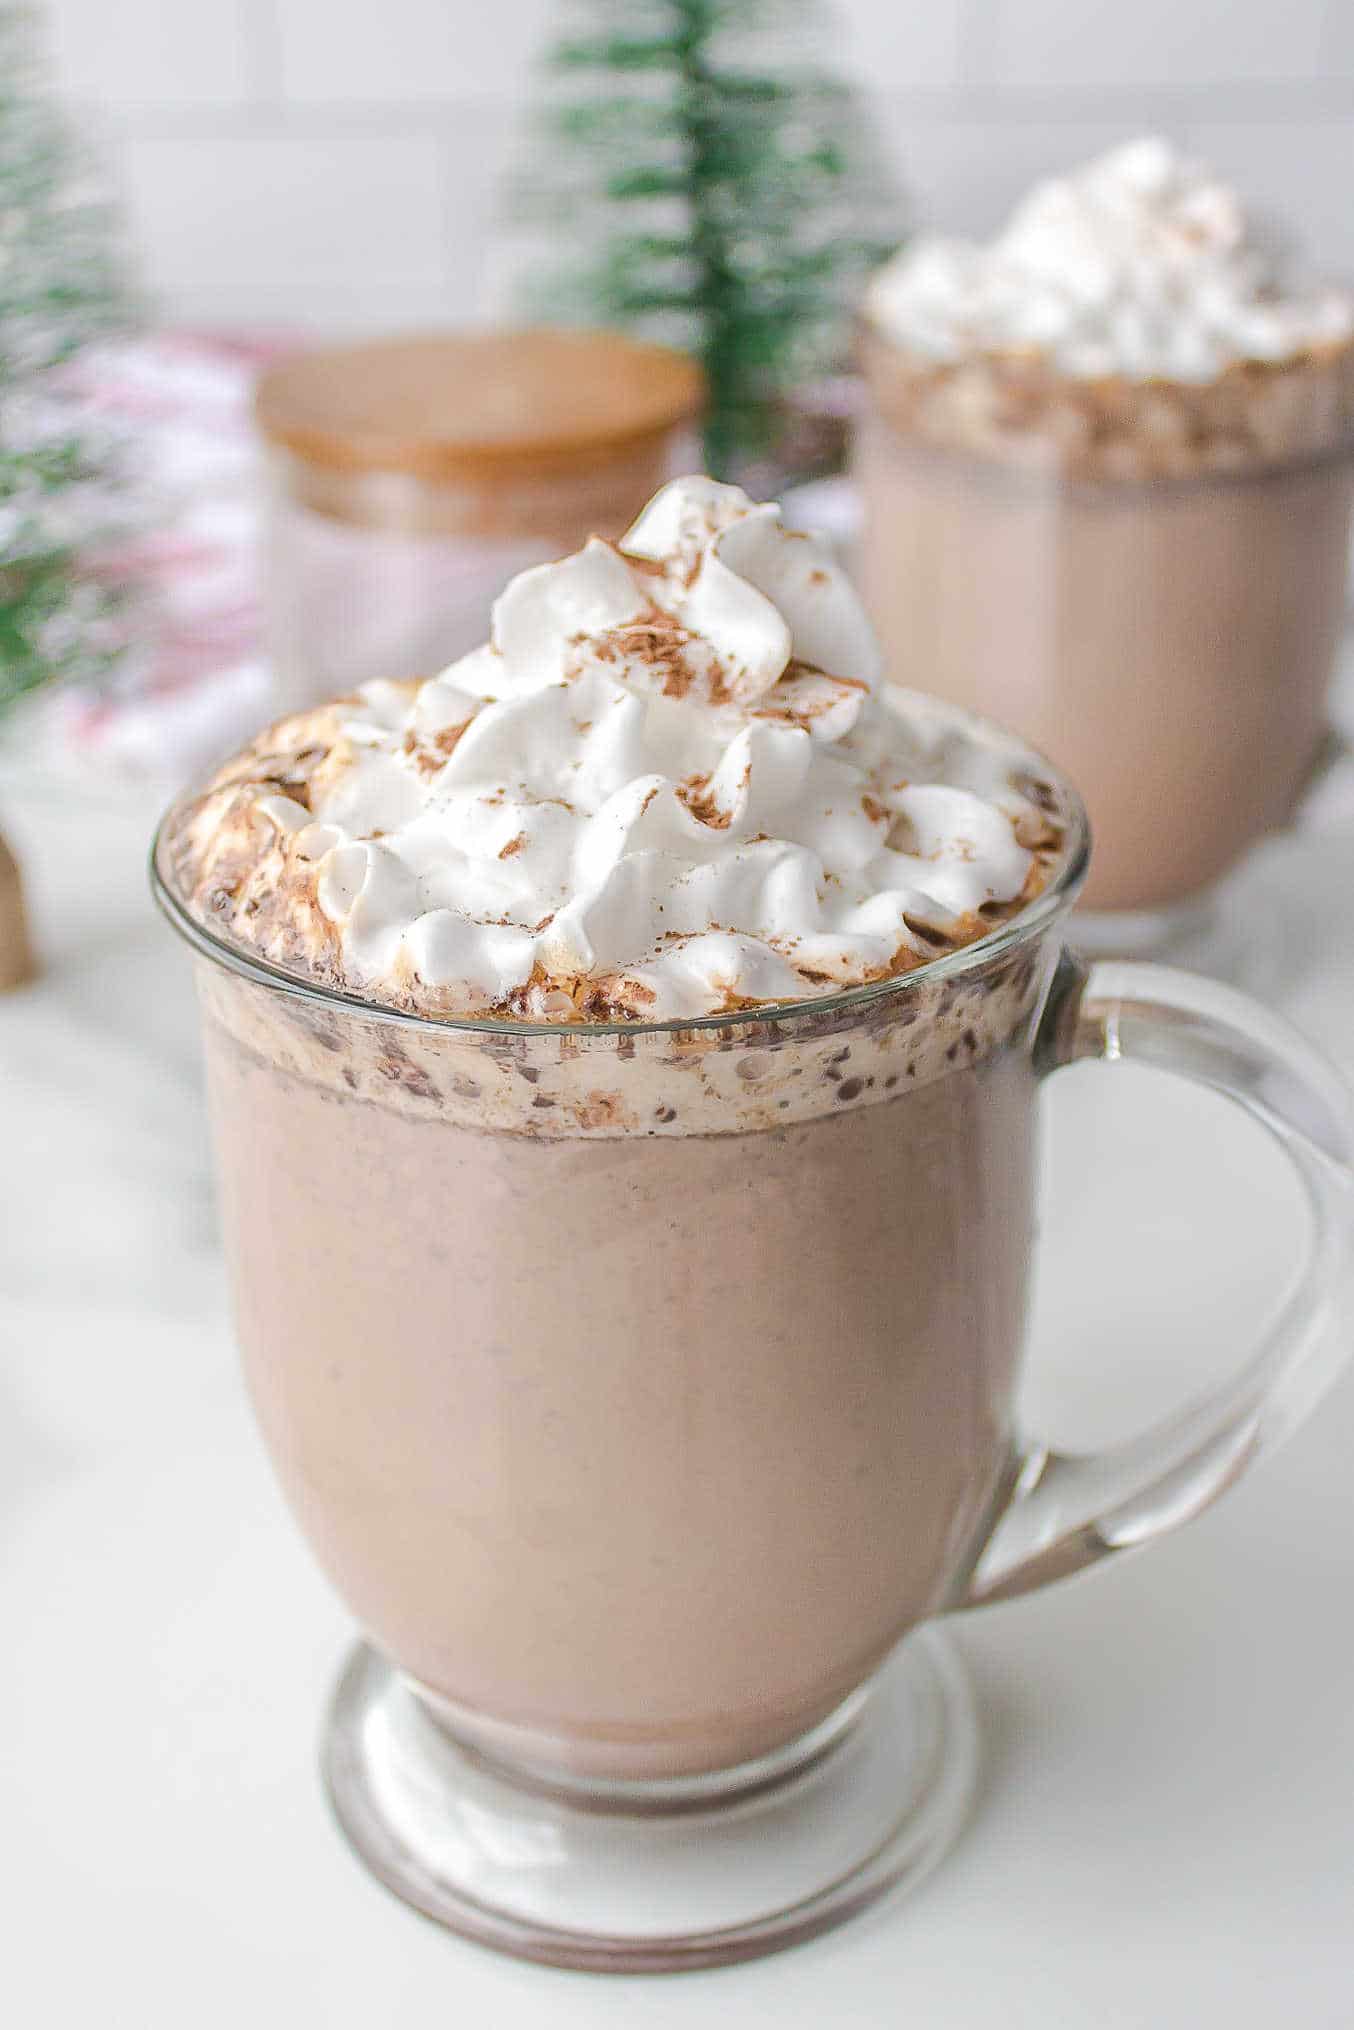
xmin=199 ymin=949 xmax=1049 ymax=1781
xmin=155 ymin=472 xmax=1354 ymax=1971
xmin=857 ymin=138 xmax=1354 ymax=920
xmin=160 ymin=475 xmax=1074 ymax=1780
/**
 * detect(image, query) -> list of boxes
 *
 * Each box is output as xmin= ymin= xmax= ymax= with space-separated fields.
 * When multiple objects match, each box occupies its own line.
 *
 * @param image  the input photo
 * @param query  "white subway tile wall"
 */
xmin=46 ymin=0 xmax=255 ymax=107
xmin=988 ymin=0 xmax=1330 ymax=90
xmin=119 ymin=131 xmax=463 ymax=330
xmin=45 ymin=0 xmax=1354 ymax=333
xmin=272 ymin=0 xmax=557 ymax=106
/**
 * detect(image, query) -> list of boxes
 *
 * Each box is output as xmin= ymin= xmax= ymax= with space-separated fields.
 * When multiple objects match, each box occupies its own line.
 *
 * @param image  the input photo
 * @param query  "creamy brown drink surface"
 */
xmin=164 ymin=477 xmax=1077 ymax=1781
xmin=200 ymin=955 xmax=1050 ymax=1779
xmin=858 ymin=138 xmax=1354 ymax=917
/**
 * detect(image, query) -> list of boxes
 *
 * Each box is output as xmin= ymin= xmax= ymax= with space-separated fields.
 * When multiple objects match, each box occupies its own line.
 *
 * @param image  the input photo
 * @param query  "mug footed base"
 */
xmin=321 ymin=1629 xmax=978 ymax=1973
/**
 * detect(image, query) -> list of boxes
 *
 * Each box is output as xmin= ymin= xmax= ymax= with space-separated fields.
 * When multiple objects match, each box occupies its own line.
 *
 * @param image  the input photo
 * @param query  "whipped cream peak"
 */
xmin=488 ymin=479 xmax=881 ymax=711
xmin=173 ymin=477 xmax=1063 ymax=1021
xmin=867 ymin=137 xmax=1354 ymax=384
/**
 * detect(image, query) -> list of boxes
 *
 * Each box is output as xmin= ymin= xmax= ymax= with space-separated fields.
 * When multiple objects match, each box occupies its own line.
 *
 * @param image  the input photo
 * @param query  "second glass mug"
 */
xmin=154 ymin=716 xmax=1354 ymax=1972
xmin=854 ymin=333 xmax=1354 ymax=969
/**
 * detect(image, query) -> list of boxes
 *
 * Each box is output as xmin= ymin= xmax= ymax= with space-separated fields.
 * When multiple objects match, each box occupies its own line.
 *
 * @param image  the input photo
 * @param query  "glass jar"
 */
xmin=255 ymin=330 xmax=704 ymax=710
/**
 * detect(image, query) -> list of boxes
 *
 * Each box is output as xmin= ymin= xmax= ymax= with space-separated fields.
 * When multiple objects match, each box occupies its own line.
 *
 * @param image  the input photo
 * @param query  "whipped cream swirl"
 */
xmin=867 ymin=137 xmax=1354 ymax=385
xmin=228 ymin=478 xmax=1055 ymax=1020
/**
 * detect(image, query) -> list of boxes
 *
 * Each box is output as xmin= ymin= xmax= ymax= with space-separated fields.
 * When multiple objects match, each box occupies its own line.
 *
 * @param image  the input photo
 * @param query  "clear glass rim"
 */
xmin=149 ymin=720 xmax=1090 ymax=1043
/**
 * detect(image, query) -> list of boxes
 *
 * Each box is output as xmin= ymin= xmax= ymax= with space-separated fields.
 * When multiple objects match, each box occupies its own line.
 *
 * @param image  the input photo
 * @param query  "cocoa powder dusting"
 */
xmin=585 ymin=601 xmax=734 ymax=705
xmin=402 ymin=722 xmax=469 ymax=777
xmin=678 ymin=773 xmax=733 ymax=829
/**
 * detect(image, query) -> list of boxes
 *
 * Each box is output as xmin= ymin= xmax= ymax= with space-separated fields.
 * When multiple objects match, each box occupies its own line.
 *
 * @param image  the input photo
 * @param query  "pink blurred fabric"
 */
xmin=51 ymin=328 xmax=301 ymax=781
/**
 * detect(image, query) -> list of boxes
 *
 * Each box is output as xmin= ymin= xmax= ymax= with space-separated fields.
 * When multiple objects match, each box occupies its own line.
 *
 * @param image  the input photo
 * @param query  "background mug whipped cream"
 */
xmin=167 ymin=477 xmax=1062 ymax=1022
xmin=866 ymin=135 xmax=1353 ymax=385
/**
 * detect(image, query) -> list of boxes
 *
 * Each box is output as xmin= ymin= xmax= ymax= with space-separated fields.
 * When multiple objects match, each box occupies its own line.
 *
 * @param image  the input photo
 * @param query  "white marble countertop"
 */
xmin=3 ymin=754 xmax=1354 ymax=2029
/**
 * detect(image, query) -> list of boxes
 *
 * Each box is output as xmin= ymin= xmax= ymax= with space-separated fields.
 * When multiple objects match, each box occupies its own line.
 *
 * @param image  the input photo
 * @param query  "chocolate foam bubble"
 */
xmin=194 ymin=925 xmax=1064 ymax=1141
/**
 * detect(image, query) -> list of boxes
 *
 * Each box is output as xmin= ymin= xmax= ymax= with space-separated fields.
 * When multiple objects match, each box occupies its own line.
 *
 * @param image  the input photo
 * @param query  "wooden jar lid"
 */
xmin=255 ymin=329 xmax=704 ymax=480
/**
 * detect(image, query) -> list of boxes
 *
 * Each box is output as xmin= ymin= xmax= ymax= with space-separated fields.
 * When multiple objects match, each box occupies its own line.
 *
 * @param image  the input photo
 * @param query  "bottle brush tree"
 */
xmin=0 ymin=4 xmax=136 ymax=987
xmin=506 ymin=0 xmax=900 ymax=482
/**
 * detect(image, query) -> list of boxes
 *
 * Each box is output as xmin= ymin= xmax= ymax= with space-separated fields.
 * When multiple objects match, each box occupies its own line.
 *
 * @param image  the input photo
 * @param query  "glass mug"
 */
xmin=854 ymin=325 xmax=1354 ymax=971
xmin=153 ymin=715 xmax=1354 ymax=1972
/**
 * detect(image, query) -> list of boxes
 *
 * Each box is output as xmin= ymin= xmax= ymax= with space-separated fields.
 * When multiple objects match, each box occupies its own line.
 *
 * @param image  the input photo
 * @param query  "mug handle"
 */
xmin=958 ymin=954 xmax=1354 ymax=1609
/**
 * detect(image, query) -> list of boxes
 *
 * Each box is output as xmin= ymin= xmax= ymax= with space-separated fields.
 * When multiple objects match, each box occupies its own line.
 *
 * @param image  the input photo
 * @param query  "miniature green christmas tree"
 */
xmin=0 ymin=3 xmax=135 ymax=987
xmin=0 ymin=3 xmax=134 ymax=721
xmin=506 ymin=0 xmax=900 ymax=481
